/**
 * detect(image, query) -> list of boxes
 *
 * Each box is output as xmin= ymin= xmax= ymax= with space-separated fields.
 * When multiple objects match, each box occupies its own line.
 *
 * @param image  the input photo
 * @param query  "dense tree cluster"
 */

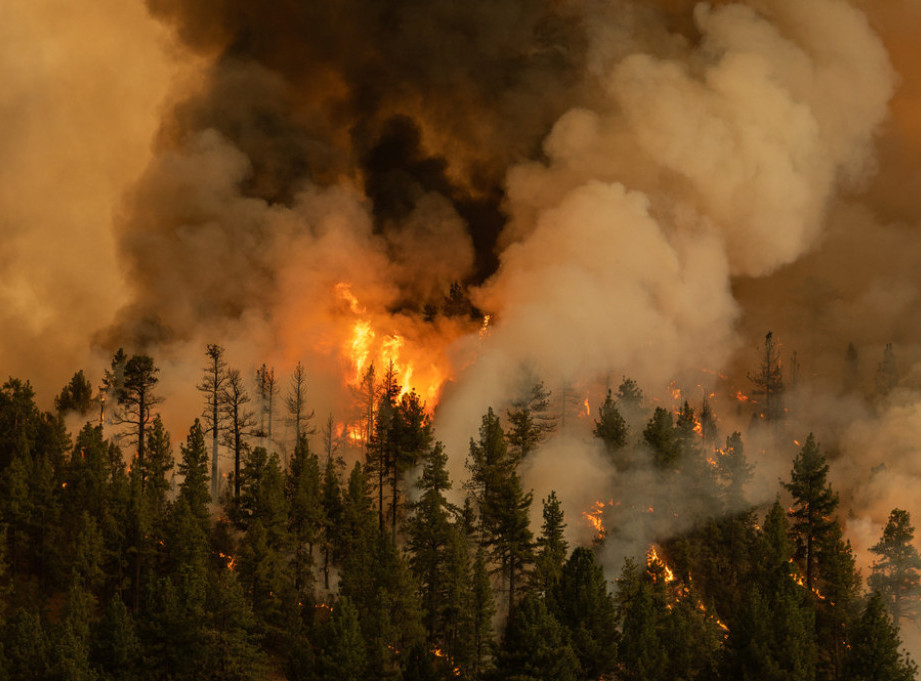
xmin=0 ymin=351 xmax=918 ymax=680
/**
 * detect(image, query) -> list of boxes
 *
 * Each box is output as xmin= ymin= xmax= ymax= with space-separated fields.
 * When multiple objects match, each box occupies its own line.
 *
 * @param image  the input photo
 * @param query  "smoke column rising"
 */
xmin=6 ymin=0 xmax=921 ymax=636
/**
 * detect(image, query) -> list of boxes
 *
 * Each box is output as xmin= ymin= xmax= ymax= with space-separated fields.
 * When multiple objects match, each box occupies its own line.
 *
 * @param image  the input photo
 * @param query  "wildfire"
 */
xmin=218 ymin=552 xmax=236 ymax=571
xmin=479 ymin=313 xmax=491 ymax=339
xmin=582 ymin=499 xmax=611 ymax=539
xmin=431 ymin=648 xmax=462 ymax=677
xmin=788 ymin=559 xmax=827 ymax=601
xmin=646 ymin=545 xmax=676 ymax=583
xmin=335 ymin=282 xmax=448 ymax=409
xmin=582 ymin=394 xmax=591 ymax=418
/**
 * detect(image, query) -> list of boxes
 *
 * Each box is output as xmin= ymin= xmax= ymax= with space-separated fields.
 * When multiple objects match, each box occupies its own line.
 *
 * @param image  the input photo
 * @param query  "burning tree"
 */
xmin=748 ymin=331 xmax=784 ymax=422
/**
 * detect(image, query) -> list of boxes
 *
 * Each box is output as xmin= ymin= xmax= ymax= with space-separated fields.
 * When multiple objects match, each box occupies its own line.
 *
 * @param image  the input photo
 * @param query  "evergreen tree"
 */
xmin=391 ymin=390 xmax=433 ymax=543
xmin=317 ymin=596 xmax=366 ymax=681
xmin=222 ymin=368 xmax=255 ymax=501
xmin=494 ymin=593 xmax=579 ymax=681
xmin=4 ymin=607 xmax=51 ymax=681
xmin=255 ymin=363 xmax=277 ymax=449
xmin=643 ymin=407 xmax=677 ymax=469
xmin=406 ymin=442 xmax=454 ymax=642
xmin=176 ymin=420 xmax=211 ymax=534
xmin=197 ymin=344 xmax=229 ymax=499
xmin=320 ymin=453 xmax=343 ymax=592
xmin=749 ymin=331 xmax=784 ymax=422
xmin=592 ymin=390 xmax=629 ymax=469
xmin=505 ymin=379 xmax=555 ymax=463
xmin=716 ymin=431 xmax=753 ymax=509
xmin=111 ymin=354 xmax=161 ymax=473
xmin=845 ymin=592 xmax=917 ymax=681
xmin=54 ymin=370 xmax=94 ymax=417
xmin=552 ymin=547 xmax=618 ymax=680
xmin=286 ymin=362 xmax=315 ymax=449
xmin=470 ymin=547 xmax=496 ymax=681
xmin=783 ymin=433 xmax=839 ymax=591
xmin=286 ymin=435 xmax=322 ymax=604
xmin=92 ymin=594 xmax=140 ymax=681
xmin=869 ymin=508 xmax=921 ymax=626
xmin=533 ymin=491 xmax=568 ymax=598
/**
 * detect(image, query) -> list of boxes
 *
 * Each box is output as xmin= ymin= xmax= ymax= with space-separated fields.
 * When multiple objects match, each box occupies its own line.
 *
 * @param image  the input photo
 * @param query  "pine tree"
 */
xmin=467 ymin=409 xmax=533 ymax=618
xmin=390 ymin=390 xmax=433 ymax=543
xmin=717 ymin=431 xmax=753 ymax=509
xmin=176 ymin=420 xmax=211 ymax=535
xmin=222 ymin=368 xmax=255 ymax=501
xmin=869 ymin=508 xmax=921 ymax=626
xmin=533 ymin=491 xmax=568 ymax=597
xmin=845 ymin=592 xmax=917 ymax=681
xmin=470 ymin=547 xmax=495 ymax=681
xmin=317 ymin=596 xmax=366 ymax=681
xmin=643 ymin=407 xmax=677 ymax=469
xmin=320 ymin=453 xmax=343 ymax=592
xmin=505 ymin=379 xmax=555 ymax=463
xmin=91 ymin=594 xmax=140 ymax=680
xmin=592 ymin=390 xmax=629 ymax=469
xmin=287 ymin=435 xmax=323 ymax=604
xmin=494 ymin=593 xmax=579 ymax=681
xmin=286 ymin=362 xmax=315 ymax=449
xmin=406 ymin=442 xmax=454 ymax=642
xmin=749 ymin=331 xmax=784 ymax=422
xmin=783 ymin=433 xmax=839 ymax=591
xmin=54 ymin=370 xmax=94 ymax=417
xmin=111 ymin=354 xmax=161 ymax=474
xmin=552 ymin=547 xmax=618 ymax=680
xmin=197 ymin=344 xmax=228 ymax=499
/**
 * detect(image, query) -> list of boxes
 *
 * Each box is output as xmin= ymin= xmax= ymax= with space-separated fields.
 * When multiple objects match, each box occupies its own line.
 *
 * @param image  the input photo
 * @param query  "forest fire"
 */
xmin=335 ymin=283 xmax=449 ymax=408
xmin=646 ymin=545 xmax=676 ymax=583
xmin=582 ymin=499 xmax=611 ymax=539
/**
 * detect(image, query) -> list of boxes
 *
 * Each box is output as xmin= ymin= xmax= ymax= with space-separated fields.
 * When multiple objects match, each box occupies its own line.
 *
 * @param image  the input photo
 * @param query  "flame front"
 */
xmin=335 ymin=282 xmax=449 ymax=408
xmin=582 ymin=499 xmax=610 ymax=539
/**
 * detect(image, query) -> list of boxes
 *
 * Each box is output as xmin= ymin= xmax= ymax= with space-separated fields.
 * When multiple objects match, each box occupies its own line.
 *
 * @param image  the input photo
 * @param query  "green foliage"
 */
xmin=643 ymin=407 xmax=677 ymax=469
xmin=869 ymin=508 xmax=921 ymax=625
xmin=783 ymin=434 xmax=839 ymax=591
xmin=533 ymin=491 xmax=568 ymax=597
xmin=592 ymin=389 xmax=629 ymax=468
xmin=494 ymin=593 xmax=579 ymax=681
xmin=551 ymin=547 xmax=618 ymax=680
xmin=55 ymin=370 xmax=94 ymax=416
xmin=846 ymin=592 xmax=917 ymax=681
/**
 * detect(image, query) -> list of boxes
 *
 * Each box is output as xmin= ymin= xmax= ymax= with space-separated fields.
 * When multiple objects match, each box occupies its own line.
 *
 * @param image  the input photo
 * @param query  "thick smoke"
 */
xmin=7 ymin=0 xmax=921 ymax=629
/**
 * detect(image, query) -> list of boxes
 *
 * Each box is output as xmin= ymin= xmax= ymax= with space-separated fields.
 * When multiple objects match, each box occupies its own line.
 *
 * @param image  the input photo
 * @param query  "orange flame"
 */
xmin=646 ymin=545 xmax=676 ymax=583
xmin=582 ymin=499 xmax=611 ymax=539
xmin=335 ymin=282 xmax=447 ymax=408
xmin=218 ymin=552 xmax=236 ymax=571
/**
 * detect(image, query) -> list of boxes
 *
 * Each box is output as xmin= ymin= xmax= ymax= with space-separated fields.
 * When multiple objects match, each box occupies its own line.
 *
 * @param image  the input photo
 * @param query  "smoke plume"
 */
xmin=8 ymin=0 xmax=921 ymax=628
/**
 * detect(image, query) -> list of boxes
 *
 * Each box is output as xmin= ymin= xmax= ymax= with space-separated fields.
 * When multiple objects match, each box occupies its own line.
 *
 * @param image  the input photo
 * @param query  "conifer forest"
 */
xmin=5 ymin=0 xmax=921 ymax=679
